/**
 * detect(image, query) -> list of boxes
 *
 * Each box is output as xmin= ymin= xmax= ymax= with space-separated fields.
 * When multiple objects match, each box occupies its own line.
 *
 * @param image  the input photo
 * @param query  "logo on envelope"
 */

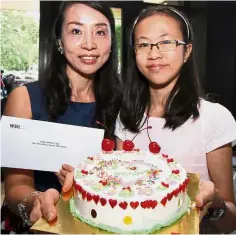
xmin=10 ymin=124 xmax=25 ymax=129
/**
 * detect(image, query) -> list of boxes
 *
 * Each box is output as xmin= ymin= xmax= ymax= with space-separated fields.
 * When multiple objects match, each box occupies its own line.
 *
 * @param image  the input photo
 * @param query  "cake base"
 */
xmin=69 ymin=196 xmax=191 ymax=234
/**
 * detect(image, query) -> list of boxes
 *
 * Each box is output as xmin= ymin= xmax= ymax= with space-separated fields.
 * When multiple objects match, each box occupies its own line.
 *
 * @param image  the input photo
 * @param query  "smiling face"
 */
xmin=134 ymin=14 xmax=192 ymax=87
xmin=60 ymin=3 xmax=112 ymax=77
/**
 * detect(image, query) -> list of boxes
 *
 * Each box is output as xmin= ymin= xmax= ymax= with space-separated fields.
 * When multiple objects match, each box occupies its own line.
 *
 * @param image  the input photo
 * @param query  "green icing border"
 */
xmin=69 ymin=197 xmax=190 ymax=234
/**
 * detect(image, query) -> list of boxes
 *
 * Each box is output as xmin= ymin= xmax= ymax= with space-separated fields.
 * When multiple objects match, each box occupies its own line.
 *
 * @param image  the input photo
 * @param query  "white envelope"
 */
xmin=1 ymin=116 xmax=104 ymax=172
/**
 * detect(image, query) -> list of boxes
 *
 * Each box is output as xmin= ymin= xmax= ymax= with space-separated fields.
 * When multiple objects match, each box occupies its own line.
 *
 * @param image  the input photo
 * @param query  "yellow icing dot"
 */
xmin=178 ymin=198 xmax=182 ymax=207
xmin=123 ymin=216 xmax=133 ymax=225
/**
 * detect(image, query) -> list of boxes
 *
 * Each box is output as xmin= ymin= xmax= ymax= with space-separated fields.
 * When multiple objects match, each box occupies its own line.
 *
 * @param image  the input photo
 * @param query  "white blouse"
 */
xmin=115 ymin=99 xmax=236 ymax=181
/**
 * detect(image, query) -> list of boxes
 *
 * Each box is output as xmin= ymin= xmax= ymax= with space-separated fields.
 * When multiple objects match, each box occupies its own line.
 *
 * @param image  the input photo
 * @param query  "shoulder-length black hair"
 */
xmin=40 ymin=1 xmax=121 ymax=138
xmin=120 ymin=5 xmax=202 ymax=133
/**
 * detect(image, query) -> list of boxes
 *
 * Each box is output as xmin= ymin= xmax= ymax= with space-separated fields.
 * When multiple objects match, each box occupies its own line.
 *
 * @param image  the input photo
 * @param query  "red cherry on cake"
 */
xmin=146 ymin=115 xmax=161 ymax=154
xmin=123 ymin=140 xmax=135 ymax=151
xmin=102 ymin=138 xmax=115 ymax=152
xmin=149 ymin=141 xmax=161 ymax=154
xmin=96 ymin=121 xmax=115 ymax=152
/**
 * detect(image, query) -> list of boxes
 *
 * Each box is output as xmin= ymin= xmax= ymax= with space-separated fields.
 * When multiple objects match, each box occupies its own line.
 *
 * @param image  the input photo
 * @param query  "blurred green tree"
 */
xmin=115 ymin=24 xmax=121 ymax=55
xmin=0 ymin=10 xmax=39 ymax=72
xmin=115 ymin=24 xmax=121 ymax=72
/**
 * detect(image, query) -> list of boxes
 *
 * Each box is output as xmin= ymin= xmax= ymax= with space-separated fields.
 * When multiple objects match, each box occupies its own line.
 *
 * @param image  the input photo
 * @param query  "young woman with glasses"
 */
xmin=115 ymin=5 xmax=236 ymax=233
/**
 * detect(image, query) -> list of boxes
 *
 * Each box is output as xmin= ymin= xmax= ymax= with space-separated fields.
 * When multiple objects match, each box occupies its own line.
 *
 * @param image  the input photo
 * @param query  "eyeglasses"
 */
xmin=134 ymin=40 xmax=186 ymax=54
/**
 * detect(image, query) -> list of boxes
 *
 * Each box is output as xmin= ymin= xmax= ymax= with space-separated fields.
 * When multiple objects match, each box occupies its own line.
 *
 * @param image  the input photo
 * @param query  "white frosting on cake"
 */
xmin=70 ymin=151 xmax=190 ymax=233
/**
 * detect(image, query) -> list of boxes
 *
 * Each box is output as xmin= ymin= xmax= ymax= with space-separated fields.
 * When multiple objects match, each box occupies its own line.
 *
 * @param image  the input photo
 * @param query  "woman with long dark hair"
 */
xmin=2 ymin=1 xmax=121 ymax=232
xmin=115 ymin=5 xmax=236 ymax=233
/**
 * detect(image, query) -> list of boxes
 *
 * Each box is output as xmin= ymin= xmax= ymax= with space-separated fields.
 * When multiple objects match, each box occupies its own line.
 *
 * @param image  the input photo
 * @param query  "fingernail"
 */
xmin=47 ymin=212 xmax=53 ymax=220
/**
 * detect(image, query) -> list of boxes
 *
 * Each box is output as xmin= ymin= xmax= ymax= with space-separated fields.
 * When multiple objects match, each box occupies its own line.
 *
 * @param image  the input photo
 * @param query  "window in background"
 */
xmin=0 ymin=1 xmax=40 ymax=98
xmin=111 ymin=8 xmax=122 ymax=74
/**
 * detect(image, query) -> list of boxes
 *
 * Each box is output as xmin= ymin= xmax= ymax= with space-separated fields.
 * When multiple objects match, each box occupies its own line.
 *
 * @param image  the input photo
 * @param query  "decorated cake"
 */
xmin=69 ymin=150 xmax=190 ymax=233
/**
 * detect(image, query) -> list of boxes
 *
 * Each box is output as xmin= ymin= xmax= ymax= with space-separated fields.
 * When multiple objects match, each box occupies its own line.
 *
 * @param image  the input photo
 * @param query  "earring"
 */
xmin=58 ymin=46 xmax=64 ymax=54
xmin=57 ymin=39 xmax=64 ymax=54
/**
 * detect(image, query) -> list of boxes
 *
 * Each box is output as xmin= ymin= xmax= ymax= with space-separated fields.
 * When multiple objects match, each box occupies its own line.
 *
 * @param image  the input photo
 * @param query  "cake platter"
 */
xmin=31 ymin=173 xmax=200 ymax=234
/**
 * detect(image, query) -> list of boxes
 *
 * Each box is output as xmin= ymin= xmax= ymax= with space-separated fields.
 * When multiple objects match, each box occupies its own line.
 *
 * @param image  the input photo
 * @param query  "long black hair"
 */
xmin=41 ymin=1 xmax=121 ymax=138
xmin=120 ymin=5 xmax=202 ymax=132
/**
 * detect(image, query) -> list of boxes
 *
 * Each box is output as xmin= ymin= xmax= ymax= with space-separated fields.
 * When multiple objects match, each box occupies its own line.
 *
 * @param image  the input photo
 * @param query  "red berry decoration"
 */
xmin=151 ymin=200 xmax=158 ymax=209
xmin=123 ymin=126 xmax=152 ymax=151
xmin=130 ymin=201 xmax=139 ymax=209
xmin=93 ymin=195 xmax=100 ymax=204
xmin=100 ymin=198 xmax=107 ymax=206
xmin=172 ymin=169 xmax=179 ymax=174
xmin=86 ymin=193 xmax=92 ymax=201
xmin=81 ymin=170 xmax=88 ymax=175
xmin=119 ymin=201 xmax=128 ymax=210
xmin=161 ymin=182 xmax=169 ymax=188
xmin=161 ymin=197 xmax=168 ymax=207
xmin=141 ymin=201 xmax=147 ymax=209
xmin=99 ymin=180 xmax=108 ymax=186
xmin=101 ymin=139 xmax=115 ymax=152
xmin=167 ymin=193 xmax=173 ymax=201
xmin=123 ymin=140 xmax=135 ymax=151
xmin=82 ymin=190 xmax=87 ymax=200
xmin=109 ymin=199 xmax=117 ymax=208
xmin=96 ymin=121 xmax=115 ymax=152
xmin=146 ymin=115 xmax=161 ymax=154
xmin=162 ymin=154 xmax=168 ymax=158
xmin=149 ymin=142 xmax=161 ymax=154
xmin=167 ymin=158 xmax=174 ymax=163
